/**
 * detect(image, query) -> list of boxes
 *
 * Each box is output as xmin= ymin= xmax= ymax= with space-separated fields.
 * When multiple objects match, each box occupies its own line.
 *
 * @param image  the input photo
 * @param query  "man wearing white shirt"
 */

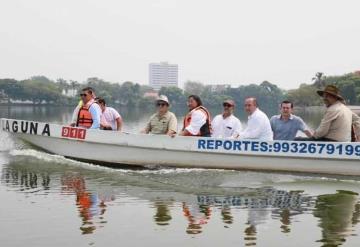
xmin=96 ymin=97 xmax=122 ymax=131
xmin=212 ymin=99 xmax=242 ymax=138
xmin=239 ymin=97 xmax=273 ymax=141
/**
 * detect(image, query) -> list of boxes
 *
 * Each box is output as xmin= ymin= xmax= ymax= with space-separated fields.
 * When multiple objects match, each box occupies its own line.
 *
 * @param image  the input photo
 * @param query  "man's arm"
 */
xmin=141 ymin=115 xmax=153 ymax=134
xmin=304 ymin=129 xmax=313 ymax=138
xmin=352 ymin=112 xmax=360 ymax=141
xmin=183 ymin=111 xmax=206 ymax=135
xmin=70 ymin=105 xmax=81 ymax=126
xmin=313 ymin=108 xmax=338 ymax=138
xmin=269 ymin=116 xmax=276 ymax=139
xmin=166 ymin=113 xmax=178 ymax=136
xmin=116 ymin=117 xmax=122 ymax=131
xmin=89 ymin=104 xmax=101 ymax=129
xmin=232 ymin=118 xmax=242 ymax=138
xmin=298 ymin=117 xmax=313 ymax=138
xmin=239 ymin=117 xmax=263 ymax=139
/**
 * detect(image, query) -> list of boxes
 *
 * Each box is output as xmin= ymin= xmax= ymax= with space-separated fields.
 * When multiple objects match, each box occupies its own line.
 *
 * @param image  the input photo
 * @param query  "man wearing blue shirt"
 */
xmin=270 ymin=100 xmax=312 ymax=140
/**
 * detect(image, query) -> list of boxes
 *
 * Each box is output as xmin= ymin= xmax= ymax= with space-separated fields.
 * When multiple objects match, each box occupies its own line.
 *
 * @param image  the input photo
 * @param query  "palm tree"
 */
xmin=70 ymin=80 xmax=80 ymax=97
xmin=312 ymin=72 xmax=326 ymax=88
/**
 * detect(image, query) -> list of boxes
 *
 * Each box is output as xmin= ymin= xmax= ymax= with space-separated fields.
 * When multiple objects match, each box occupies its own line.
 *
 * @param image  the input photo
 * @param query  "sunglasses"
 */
xmin=223 ymin=103 xmax=232 ymax=107
xmin=156 ymin=103 xmax=167 ymax=107
xmin=79 ymin=93 xmax=88 ymax=97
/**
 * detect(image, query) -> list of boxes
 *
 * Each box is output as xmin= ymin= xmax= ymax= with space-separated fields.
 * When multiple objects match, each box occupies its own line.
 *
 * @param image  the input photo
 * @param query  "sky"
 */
xmin=0 ymin=0 xmax=359 ymax=89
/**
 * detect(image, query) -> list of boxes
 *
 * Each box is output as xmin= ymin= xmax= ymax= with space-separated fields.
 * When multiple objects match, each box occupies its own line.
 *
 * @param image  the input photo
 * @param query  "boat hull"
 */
xmin=2 ymin=118 xmax=360 ymax=176
xmin=13 ymin=132 xmax=360 ymax=176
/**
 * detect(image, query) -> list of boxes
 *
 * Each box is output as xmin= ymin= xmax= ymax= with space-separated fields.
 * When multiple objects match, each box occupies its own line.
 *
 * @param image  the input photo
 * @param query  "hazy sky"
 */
xmin=1 ymin=0 xmax=359 ymax=89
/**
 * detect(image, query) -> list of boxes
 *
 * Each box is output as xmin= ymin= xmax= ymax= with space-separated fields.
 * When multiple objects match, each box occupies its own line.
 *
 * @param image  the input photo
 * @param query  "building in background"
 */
xmin=149 ymin=62 xmax=178 ymax=90
xmin=209 ymin=84 xmax=231 ymax=93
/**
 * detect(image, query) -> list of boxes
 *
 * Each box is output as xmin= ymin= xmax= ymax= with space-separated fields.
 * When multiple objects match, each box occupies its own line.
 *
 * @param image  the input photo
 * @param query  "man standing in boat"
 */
xmin=309 ymin=85 xmax=360 ymax=142
xmin=179 ymin=95 xmax=211 ymax=137
xmin=270 ymin=100 xmax=312 ymax=140
xmin=70 ymin=86 xmax=97 ymax=127
xmin=238 ymin=97 xmax=273 ymax=141
xmin=141 ymin=95 xmax=177 ymax=136
xmin=211 ymin=99 xmax=242 ymax=139
xmin=75 ymin=87 xmax=101 ymax=129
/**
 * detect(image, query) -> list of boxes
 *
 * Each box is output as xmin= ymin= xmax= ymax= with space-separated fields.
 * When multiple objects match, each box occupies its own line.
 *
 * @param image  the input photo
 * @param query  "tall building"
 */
xmin=149 ymin=62 xmax=178 ymax=90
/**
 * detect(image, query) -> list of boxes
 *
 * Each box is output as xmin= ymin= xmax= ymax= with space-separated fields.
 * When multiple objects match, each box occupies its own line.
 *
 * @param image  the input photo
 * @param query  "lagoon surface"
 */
xmin=1 ymin=106 xmax=360 ymax=247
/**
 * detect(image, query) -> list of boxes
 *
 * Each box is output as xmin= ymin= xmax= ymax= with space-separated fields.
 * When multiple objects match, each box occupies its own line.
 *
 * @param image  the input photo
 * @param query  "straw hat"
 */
xmin=317 ymin=85 xmax=344 ymax=101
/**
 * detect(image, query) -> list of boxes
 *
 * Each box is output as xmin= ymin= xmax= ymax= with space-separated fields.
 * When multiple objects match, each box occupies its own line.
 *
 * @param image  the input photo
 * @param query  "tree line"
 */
xmin=1 ymin=71 xmax=360 ymax=109
xmin=287 ymin=71 xmax=360 ymax=106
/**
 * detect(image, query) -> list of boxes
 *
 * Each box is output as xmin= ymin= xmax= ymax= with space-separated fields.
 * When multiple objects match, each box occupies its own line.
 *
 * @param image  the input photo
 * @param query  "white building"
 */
xmin=149 ymin=62 xmax=178 ymax=90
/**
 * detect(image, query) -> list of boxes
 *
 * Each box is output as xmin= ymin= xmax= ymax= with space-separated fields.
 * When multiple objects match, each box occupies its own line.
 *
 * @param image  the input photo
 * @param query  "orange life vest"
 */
xmin=76 ymin=101 xmax=94 ymax=128
xmin=183 ymin=106 xmax=211 ymax=137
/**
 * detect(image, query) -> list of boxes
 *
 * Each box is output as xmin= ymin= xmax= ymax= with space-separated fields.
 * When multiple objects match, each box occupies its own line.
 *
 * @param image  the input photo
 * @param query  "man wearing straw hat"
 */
xmin=311 ymin=85 xmax=360 ymax=142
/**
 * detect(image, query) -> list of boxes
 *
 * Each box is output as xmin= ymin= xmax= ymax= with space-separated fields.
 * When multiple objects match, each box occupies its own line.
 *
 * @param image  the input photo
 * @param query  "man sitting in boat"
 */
xmin=270 ymin=100 xmax=312 ymax=140
xmin=238 ymin=97 xmax=273 ymax=141
xmin=179 ymin=95 xmax=211 ymax=137
xmin=211 ymin=99 xmax=242 ymax=139
xmin=95 ymin=97 xmax=123 ymax=131
xmin=308 ymin=85 xmax=360 ymax=142
xmin=75 ymin=87 xmax=102 ymax=129
xmin=141 ymin=95 xmax=177 ymax=136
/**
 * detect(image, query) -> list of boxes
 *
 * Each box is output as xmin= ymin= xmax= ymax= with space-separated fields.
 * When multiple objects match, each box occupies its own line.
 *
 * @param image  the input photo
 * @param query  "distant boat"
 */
xmin=1 ymin=118 xmax=360 ymax=176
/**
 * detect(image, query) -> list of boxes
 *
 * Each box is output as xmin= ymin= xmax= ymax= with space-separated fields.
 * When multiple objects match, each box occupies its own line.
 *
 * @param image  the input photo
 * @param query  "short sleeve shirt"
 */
xmin=185 ymin=109 xmax=207 ymax=135
xmin=101 ymin=107 xmax=121 ymax=130
xmin=270 ymin=114 xmax=308 ymax=140
xmin=211 ymin=114 xmax=242 ymax=138
xmin=146 ymin=111 xmax=177 ymax=134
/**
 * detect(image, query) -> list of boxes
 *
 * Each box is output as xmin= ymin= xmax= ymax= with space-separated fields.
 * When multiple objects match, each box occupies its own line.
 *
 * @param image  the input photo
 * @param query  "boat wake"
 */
xmin=8 ymin=149 xmax=115 ymax=172
xmin=0 ymin=131 xmax=15 ymax=152
xmin=5 ymin=146 xmax=360 ymax=187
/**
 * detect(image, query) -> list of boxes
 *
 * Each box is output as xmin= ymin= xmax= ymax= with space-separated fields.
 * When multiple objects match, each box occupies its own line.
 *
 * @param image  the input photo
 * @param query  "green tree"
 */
xmin=159 ymin=86 xmax=186 ymax=106
xmin=184 ymin=81 xmax=205 ymax=96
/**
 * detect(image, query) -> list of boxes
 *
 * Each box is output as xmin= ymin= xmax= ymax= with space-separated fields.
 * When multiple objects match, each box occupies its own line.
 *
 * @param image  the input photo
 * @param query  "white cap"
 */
xmin=156 ymin=95 xmax=169 ymax=105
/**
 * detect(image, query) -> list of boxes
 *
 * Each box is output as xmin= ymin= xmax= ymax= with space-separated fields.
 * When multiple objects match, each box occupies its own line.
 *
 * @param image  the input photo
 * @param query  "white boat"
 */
xmin=1 ymin=118 xmax=360 ymax=176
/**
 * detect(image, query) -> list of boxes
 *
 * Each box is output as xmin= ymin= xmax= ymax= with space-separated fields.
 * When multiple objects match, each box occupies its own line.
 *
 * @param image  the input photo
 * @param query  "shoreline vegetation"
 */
xmin=1 ymin=71 xmax=360 ymax=112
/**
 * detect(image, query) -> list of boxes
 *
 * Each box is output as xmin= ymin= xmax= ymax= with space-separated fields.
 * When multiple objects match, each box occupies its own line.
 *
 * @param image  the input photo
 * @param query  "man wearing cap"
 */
xmin=211 ymin=100 xmax=242 ymax=139
xmin=141 ymin=95 xmax=177 ymax=136
xmin=270 ymin=100 xmax=312 ymax=140
xmin=312 ymin=85 xmax=360 ymax=142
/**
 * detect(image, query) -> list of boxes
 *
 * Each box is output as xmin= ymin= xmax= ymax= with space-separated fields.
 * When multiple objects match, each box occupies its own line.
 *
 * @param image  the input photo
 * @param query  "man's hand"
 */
xmin=167 ymin=131 xmax=176 ymax=138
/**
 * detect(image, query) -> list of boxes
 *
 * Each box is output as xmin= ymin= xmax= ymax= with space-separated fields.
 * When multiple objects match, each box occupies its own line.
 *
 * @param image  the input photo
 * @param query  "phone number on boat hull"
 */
xmin=197 ymin=139 xmax=360 ymax=156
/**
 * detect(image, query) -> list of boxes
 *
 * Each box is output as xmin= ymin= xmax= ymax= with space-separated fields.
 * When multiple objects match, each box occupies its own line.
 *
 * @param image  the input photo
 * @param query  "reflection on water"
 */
xmin=61 ymin=173 xmax=114 ymax=234
xmin=1 ymin=163 xmax=51 ymax=191
xmin=1 ymin=155 xmax=360 ymax=247
xmin=314 ymin=190 xmax=360 ymax=247
xmin=153 ymin=201 xmax=173 ymax=226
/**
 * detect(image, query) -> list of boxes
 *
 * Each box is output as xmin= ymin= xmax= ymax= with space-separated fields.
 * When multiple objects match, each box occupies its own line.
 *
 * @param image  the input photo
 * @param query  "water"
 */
xmin=1 ymin=106 xmax=360 ymax=247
